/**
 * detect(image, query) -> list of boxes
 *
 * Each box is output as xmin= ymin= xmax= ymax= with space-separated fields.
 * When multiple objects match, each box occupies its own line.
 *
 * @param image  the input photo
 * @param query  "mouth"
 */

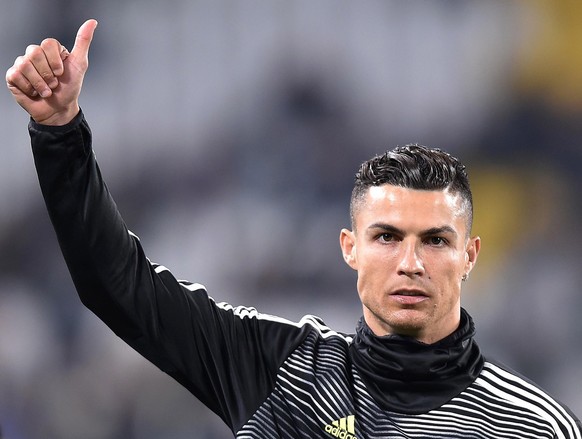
xmin=389 ymin=289 xmax=429 ymax=305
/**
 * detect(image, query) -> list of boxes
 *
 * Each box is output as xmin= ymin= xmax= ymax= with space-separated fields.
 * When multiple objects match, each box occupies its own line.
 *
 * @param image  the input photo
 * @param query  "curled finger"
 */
xmin=41 ymin=38 xmax=67 ymax=77
xmin=6 ymin=60 xmax=38 ymax=97
xmin=26 ymin=44 xmax=59 ymax=90
xmin=14 ymin=51 xmax=53 ymax=98
xmin=60 ymin=45 xmax=70 ymax=61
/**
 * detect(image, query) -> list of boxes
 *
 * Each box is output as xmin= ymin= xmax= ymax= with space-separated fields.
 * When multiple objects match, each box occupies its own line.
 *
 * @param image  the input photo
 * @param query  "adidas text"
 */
xmin=325 ymin=424 xmax=357 ymax=439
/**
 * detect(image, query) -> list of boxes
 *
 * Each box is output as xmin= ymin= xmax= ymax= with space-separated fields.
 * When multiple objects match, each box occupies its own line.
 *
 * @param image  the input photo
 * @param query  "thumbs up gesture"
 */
xmin=6 ymin=19 xmax=98 ymax=125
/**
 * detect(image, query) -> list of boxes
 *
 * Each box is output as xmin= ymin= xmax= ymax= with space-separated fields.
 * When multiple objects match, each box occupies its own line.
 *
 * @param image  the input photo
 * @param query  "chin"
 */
xmin=364 ymin=305 xmax=428 ymax=337
xmin=385 ymin=310 xmax=427 ymax=335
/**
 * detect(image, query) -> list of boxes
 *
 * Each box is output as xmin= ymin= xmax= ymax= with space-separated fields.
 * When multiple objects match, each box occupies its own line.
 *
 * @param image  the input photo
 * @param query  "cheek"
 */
xmin=355 ymin=252 xmax=396 ymax=297
xmin=427 ymin=248 xmax=465 ymax=274
xmin=436 ymin=261 xmax=464 ymax=297
xmin=425 ymin=253 xmax=465 ymax=290
xmin=356 ymin=250 xmax=394 ymax=280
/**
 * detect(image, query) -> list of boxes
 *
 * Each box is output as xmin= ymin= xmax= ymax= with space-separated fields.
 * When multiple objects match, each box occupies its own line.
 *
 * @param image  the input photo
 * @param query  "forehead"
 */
xmin=355 ymin=185 xmax=468 ymax=232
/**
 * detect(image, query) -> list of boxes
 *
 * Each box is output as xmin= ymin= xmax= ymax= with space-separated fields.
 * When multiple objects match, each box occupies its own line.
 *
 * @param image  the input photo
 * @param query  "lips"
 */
xmin=391 ymin=289 xmax=428 ymax=296
xmin=389 ymin=289 xmax=429 ymax=305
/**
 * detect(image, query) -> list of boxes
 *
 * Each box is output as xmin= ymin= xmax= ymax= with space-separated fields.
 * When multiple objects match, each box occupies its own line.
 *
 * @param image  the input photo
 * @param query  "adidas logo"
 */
xmin=324 ymin=415 xmax=357 ymax=439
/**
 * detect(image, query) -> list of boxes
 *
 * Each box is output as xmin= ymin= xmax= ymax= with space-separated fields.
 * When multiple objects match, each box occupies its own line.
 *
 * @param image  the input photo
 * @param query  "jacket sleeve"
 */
xmin=29 ymin=111 xmax=311 ymax=432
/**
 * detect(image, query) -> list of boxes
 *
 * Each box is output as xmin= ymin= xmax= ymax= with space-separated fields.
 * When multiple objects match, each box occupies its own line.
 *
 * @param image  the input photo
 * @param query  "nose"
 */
xmin=397 ymin=239 xmax=425 ymax=278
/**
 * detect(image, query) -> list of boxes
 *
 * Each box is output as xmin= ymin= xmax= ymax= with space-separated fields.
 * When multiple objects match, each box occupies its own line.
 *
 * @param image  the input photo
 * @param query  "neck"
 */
xmin=363 ymin=308 xmax=461 ymax=345
xmin=351 ymin=308 xmax=484 ymax=414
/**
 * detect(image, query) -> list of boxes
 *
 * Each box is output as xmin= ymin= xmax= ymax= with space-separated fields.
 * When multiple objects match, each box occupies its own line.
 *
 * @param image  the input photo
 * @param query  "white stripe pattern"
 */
xmin=236 ymin=333 xmax=580 ymax=438
xmin=143 ymin=252 xmax=579 ymax=438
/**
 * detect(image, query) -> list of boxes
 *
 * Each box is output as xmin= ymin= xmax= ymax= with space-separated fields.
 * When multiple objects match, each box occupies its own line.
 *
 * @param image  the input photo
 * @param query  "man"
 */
xmin=6 ymin=19 xmax=581 ymax=438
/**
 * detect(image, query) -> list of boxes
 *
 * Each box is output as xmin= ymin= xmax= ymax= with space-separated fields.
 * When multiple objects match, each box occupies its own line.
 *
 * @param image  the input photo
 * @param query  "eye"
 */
xmin=426 ymin=236 xmax=446 ymax=246
xmin=378 ymin=233 xmax=395 ymax=243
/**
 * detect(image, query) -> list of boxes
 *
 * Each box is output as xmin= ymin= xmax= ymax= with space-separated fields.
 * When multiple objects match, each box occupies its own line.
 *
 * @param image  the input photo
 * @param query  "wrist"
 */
xmin=29 ymin=108 xmax=84 ymax=134
xmin=34 ymin=104 xmax=80 ymax=126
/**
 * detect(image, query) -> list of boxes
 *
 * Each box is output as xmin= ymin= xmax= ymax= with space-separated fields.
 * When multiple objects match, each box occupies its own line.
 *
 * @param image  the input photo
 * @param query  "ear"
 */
xmin=339 ymin=228 xmax=358 ymax=270
xmin=464 ymin=235 xmax=481 ymax=275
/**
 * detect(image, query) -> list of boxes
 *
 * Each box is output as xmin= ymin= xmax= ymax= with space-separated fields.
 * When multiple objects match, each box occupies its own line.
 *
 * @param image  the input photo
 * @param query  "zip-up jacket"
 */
xmin=30 ymin=111 xmax=582 ymax=438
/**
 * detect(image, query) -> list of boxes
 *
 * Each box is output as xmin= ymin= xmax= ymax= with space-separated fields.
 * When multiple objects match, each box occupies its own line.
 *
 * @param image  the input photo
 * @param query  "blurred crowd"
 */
xmin=1 ymin=1 xmax=581 ymax=438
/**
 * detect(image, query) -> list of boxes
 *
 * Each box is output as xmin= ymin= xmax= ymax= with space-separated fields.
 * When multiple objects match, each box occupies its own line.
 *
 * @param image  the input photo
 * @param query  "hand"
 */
xmin=6 ymin=19 xmax=98 ymax=126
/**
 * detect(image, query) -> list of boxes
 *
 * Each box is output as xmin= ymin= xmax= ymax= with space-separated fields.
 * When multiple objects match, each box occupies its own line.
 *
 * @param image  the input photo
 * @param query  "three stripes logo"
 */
xmin=324 ymin=415 xmax=357 ymax=439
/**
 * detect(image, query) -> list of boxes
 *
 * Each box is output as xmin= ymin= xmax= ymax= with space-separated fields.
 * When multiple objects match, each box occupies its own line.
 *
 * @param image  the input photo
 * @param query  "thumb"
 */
xmin=71 ymin=19 xmax=98 ymax=60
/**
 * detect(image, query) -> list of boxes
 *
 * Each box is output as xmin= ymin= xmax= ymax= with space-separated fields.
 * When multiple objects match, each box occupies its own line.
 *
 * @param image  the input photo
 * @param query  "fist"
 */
xmin=6 ymin=19 xmax=98 ymax=126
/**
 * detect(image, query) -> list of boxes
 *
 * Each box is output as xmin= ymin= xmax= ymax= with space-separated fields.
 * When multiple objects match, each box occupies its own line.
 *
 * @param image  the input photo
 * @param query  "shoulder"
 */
xmin=475 ymin=360 xmax=582 ymax=437
xmin=215 ymin=304 xmax=354 ymax=343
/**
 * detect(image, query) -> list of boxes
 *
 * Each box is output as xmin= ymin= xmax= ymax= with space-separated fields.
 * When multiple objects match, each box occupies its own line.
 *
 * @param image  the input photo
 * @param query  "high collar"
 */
xmin=350 ymin=308 xmax=484 ymax=414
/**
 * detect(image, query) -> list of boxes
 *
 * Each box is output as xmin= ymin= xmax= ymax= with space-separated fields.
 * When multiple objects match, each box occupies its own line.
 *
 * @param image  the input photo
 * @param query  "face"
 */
xmin=340 ymin=185 xmax=480 ymax=344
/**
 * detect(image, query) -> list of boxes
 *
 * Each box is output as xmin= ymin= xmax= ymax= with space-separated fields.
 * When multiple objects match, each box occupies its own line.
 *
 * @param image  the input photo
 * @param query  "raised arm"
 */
xmin=5 ymin=20 xmax=313 ymax=433
xmin=6 ymin=19 xmax=97 ymax=125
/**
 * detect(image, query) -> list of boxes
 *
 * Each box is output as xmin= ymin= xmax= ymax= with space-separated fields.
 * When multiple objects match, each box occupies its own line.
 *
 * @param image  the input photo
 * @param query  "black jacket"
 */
xmin=30 ymin=111 xmax=582 ymax=438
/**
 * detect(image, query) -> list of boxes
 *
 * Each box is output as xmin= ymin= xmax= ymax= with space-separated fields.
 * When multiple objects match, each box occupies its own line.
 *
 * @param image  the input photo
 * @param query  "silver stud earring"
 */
xmin=461 ymin=273 xmax=469 ymax=282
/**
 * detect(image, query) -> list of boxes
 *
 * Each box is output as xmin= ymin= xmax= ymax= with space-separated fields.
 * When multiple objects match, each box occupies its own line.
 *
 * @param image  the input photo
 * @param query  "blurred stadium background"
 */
xmin=1 ymin=1 xmax=581 ymax=437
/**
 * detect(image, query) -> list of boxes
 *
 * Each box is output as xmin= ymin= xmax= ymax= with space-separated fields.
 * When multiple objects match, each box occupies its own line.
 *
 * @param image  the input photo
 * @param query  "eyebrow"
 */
xmin=367 ymin=223 xmax=459 ymax=238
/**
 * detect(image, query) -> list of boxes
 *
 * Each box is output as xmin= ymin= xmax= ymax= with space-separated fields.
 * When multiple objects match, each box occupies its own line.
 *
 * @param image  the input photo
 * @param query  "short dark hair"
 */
xmin=350 ymin=144 xmax=473 ymax=233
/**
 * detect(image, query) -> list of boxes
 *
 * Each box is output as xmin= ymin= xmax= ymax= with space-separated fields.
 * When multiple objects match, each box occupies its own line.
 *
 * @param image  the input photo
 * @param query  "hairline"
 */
xmin=350 ymin=183 xmax=473 ymax=239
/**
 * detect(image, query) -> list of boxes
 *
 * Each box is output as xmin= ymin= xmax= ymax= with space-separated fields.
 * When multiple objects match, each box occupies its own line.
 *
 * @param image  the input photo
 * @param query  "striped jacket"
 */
xmin=30 ymin=112 xmax=582 ymax=438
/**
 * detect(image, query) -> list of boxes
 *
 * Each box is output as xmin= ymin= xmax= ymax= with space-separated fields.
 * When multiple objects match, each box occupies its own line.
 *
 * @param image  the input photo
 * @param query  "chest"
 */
xmin=237 ymin=341 xmax=557 ymax=438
